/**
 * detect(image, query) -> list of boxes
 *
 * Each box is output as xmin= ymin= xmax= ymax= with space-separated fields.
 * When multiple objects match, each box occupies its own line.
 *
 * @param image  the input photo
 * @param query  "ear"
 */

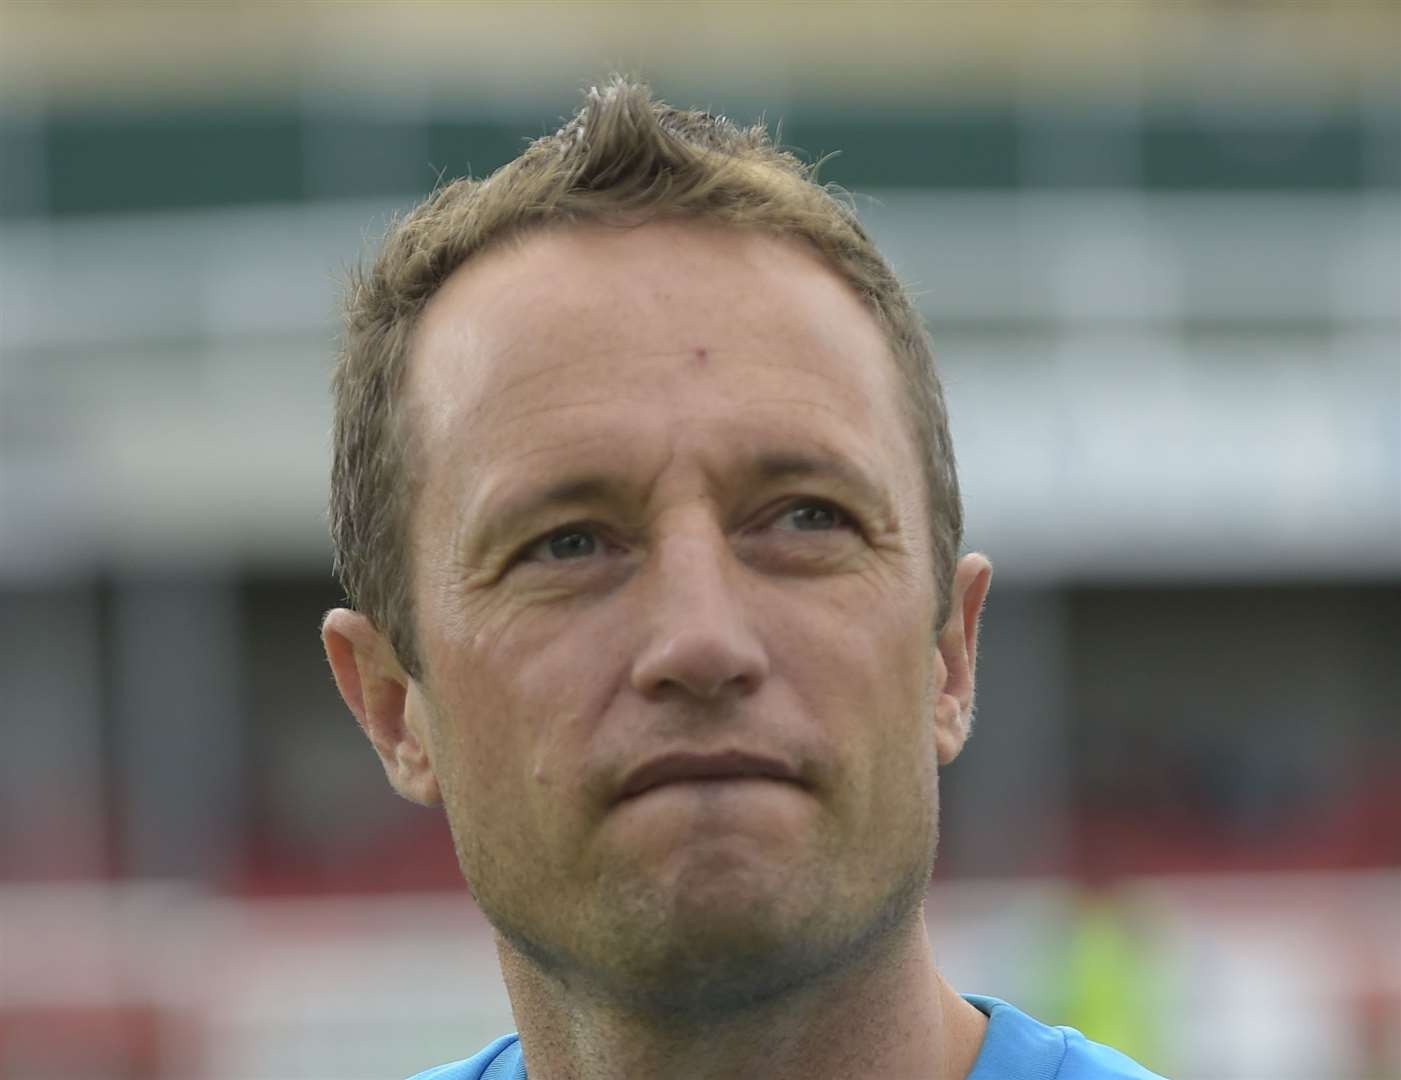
xmin=321 ymin=608 xmax=442 ymax=807
xmin=932 ymin=553 xmax=993 ymax=766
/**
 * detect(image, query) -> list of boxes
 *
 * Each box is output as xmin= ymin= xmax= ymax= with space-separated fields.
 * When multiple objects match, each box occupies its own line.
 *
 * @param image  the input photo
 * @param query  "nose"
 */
xmin=629 ymin=523 xmax=770 ymax=703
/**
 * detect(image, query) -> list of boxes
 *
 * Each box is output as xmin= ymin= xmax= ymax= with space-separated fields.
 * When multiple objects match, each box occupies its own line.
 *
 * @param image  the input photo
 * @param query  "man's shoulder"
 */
xmin=965 ymin=995 xmax=1168 ymax=1080
xmin=1057 ymin=1027 xmax=1169 ymax=1080
xmin=404 ymin=1033 xmax=524 ymax=1080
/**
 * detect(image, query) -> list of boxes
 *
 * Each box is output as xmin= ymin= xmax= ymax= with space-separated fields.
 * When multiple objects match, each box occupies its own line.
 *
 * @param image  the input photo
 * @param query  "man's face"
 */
xmin=405 ymin=220 xmax=947 ymax=1009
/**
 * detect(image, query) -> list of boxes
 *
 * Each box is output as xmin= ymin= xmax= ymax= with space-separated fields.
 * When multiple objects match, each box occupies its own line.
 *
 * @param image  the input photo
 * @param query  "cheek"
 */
xmin=422 ymin=597 xmax=624 ymax=826
xmin=417 ymin=604 xmax=537 ymax=813
xmin=779 ymin=580 xmax=938 ymax=799
xmin=782 ymin=571 xmax=935 ymax=711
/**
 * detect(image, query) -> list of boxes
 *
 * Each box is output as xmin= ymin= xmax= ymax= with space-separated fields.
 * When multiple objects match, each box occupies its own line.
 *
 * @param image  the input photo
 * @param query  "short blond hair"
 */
xmin=332 ymin=76 xmax=962 ymax=676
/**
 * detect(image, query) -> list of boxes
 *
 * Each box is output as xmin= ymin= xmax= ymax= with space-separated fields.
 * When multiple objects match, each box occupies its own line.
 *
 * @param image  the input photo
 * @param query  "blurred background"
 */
xmin=1 ymin=2 xmax=1398 ymax=1077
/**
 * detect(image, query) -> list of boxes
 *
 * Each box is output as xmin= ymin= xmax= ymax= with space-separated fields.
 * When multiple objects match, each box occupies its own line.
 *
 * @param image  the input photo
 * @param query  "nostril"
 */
xmin=630 ymin=630 xmax=768 ymax=702
xmin=669 ymin=668 xmax=754 ymax=701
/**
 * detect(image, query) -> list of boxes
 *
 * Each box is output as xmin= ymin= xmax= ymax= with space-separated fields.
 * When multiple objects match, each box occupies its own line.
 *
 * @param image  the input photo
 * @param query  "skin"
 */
xmin=324 ymin=220 xmax=993 ymax=1080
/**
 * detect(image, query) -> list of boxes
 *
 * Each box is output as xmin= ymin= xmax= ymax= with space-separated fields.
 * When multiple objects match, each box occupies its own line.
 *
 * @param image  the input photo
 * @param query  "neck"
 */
xmin=496 ymin=903 xmax=987 ymax=1080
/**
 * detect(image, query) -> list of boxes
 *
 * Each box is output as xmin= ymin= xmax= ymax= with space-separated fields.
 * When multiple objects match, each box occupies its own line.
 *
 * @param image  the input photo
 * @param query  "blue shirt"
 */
xmin=406 ymin=995 xmax=1167 ymax=1079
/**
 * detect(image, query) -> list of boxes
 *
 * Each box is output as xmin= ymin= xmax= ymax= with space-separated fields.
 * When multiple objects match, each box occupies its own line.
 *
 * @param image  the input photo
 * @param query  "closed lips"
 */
xmin=616 ymin=751 xmax=802 ymax=802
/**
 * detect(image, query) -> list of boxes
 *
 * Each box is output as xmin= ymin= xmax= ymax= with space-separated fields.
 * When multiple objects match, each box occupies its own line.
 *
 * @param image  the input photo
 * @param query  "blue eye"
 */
xmin=783 ymin=502 xmax=847 ymax=531
xmin=530 ymin=529 xmax=598 ymax=562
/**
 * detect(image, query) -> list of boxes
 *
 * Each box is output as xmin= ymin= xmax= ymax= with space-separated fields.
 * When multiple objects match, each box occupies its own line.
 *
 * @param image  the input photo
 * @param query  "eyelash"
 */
xmin=521 ymin=524 xmax=610 ymax=564
xmin=514 ymin=499 xmax=857 ymax=568
xmin=772 ymin=499 xmax=853 ymax=533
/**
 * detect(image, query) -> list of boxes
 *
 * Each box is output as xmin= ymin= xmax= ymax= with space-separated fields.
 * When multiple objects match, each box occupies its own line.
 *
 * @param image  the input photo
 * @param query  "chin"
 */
xmin=589 ymin=852 xmax=930 ymax=1021
xmin=481 ymin=822 xmax=937 ymax=1020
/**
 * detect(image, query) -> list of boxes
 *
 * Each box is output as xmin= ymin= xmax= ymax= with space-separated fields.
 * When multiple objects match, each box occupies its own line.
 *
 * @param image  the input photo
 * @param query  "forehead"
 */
xmin=407 ymin=220 xmax=916 ymax=504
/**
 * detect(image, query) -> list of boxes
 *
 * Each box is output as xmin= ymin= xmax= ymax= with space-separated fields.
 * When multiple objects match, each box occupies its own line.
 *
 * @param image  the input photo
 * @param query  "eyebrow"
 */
xmin=459 ymin=473 xmax=630 ymax=563
xmin=750 ymin=449 xmax=901 ymax=531
xmin=468 ymin=473 xmax=625 ymax=547
xmin=465 ymin=447 xmax=895 ymax=559
xmin=748 ymin=450 xmax=882 ymax=498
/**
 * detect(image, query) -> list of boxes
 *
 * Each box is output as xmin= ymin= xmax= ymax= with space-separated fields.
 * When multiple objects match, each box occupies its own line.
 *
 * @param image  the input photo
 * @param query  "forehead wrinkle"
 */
xmin=706 ymin=393 xmax=907 ymax=479
xmin=735 ymin=393 xmax=877 ymax=429
xmin=700 ymin=353 xmax=891 ymax=421
xmin=662 ymin=406 xmax=898 ymax=502
xmin=463 ymin=344 xmax=702 ymax=424
xmin=484 ymin=429 xmax=640 ymax=476
xmin=485 ymin=474 xmax=626 ymax=528
xmin=485 ymin=393 xmax=648 ymax=432
xmin=461 ymin=426 xmax=651 ymax=506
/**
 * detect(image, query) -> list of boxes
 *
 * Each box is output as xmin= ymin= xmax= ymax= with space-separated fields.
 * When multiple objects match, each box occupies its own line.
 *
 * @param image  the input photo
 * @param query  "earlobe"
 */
xmin=932 ymin=554 xmax=993 ymax=766
xmin=322 ymin=608 xmax=443 ymax=807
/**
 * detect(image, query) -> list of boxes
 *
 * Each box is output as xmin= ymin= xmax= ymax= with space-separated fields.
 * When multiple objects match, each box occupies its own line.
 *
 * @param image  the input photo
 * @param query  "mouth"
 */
xmin=616 ymin=750 xmax=804 ymax=803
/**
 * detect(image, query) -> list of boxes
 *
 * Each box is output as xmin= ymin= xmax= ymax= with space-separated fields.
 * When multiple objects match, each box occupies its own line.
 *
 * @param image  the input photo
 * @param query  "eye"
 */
xmin=524 ymin=526 xmax=600 ymax=563
xmin=775 ymin=500 xmax=852 ymax=532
